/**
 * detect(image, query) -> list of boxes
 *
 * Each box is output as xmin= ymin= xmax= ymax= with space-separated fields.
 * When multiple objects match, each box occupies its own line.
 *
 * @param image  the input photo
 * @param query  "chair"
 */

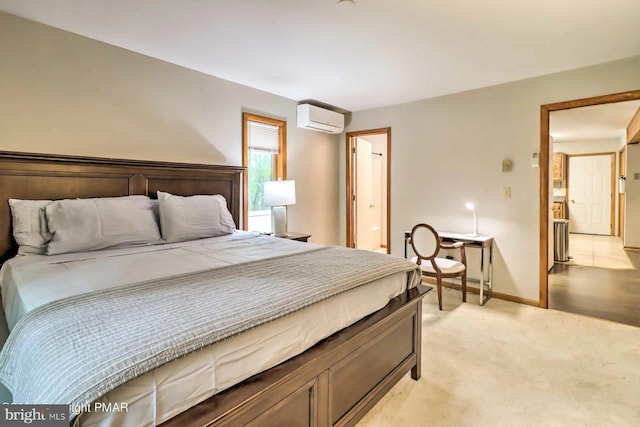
xmin=409 ymin=223 xmax=467 ymax=310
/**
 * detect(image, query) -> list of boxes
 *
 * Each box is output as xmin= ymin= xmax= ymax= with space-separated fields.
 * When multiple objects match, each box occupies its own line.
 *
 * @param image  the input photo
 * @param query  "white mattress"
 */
xmin=0 ymin=232 xmax=408 ymax=426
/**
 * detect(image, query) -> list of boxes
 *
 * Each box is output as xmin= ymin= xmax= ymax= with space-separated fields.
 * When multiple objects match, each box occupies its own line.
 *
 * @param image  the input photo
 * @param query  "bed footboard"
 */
xmin=161 ymin=285 xmax=431 ymax=427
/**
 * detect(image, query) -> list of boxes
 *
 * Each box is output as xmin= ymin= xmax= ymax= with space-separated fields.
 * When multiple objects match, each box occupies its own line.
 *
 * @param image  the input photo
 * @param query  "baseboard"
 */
xmin=623 ymin=246 xmax=640 ymax=251
xmin=491 ymin=291 xmax=539 ymax=307
xmin=420 ymin=278 xmax=539 ymax=308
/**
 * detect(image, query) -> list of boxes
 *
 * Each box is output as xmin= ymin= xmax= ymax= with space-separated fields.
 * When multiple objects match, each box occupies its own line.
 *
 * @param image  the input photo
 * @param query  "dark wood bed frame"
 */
xmin=0 ymin=151 xmax=429 ymax=427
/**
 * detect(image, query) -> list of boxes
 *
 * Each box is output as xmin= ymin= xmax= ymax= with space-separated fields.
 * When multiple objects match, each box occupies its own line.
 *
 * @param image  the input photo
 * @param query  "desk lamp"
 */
xmin=465 ymin=202 xmax=478 ymax=236
xmin=264 ymin=179 xmax=296 ymax=237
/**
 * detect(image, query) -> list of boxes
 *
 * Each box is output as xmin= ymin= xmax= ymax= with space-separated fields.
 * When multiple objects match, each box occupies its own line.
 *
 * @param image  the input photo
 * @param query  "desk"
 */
xmin=404 ymin=230 xmax=494 ymax=305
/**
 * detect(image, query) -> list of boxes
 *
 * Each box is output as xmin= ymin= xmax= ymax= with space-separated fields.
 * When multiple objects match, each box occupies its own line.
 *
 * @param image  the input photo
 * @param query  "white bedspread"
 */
xmin=1 ymin=231 xmax=315 ymax=330
xmin=0 ymin=232 xmax=413 ymax=426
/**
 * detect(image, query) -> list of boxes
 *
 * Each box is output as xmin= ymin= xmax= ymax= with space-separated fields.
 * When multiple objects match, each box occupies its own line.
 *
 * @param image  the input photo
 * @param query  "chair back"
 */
xmin=410 ymin=224 xmax=440 ymax=261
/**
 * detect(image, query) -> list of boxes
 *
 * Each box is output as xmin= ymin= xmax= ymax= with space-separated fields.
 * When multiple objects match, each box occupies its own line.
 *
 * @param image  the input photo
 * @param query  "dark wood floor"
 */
xmin=549 ymin=249 xmax=640 ymax=327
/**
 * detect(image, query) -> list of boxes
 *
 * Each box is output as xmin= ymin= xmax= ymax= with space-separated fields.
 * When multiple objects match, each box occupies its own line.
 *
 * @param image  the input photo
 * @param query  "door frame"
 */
xmin=346 ymin=127 xmax=391 ymax=252
xmin=618 ymin=145 xmax=626 ymax=241
xmin=539 ymin=90 xmax=640 ymax=308
xmin=566 ymin=152 xmax=615 ymax=236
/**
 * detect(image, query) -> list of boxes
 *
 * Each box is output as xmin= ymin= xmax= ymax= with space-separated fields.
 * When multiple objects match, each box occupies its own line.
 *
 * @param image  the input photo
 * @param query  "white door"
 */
xmin=568 ymin=154 xmax=612 ymax=235
xmin=355 ymin=138 xmax=373 ymax=250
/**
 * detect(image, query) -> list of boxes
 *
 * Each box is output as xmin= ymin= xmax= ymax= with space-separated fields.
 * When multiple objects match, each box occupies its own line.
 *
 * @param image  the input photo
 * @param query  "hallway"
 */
xmin=549 ymin=234 xmax=640 ymax=327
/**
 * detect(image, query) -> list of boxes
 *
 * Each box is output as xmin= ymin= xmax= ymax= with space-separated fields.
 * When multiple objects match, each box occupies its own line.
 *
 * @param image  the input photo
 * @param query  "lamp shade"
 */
xmin=264 ymin=180 xmax=296 ymax=206
xmin=465 ymin=201 xmax=478 ymax=236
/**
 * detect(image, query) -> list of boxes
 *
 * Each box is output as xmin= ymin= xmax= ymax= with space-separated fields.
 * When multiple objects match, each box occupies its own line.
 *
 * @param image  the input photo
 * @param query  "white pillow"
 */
xmin=8 ymin=199 xmax=53 ymax=255
xmin=45 ymin=195 xmax=162 ymax=255
xmin=157 ymin=191 xmax=236 ymax=243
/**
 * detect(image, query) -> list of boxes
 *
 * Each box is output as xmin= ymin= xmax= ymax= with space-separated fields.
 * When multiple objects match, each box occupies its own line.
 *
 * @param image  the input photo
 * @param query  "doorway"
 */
xmin=346 ymin=128 xmax=391 ymax=253
xmin=540 ymin=91 xmax=640 ymax=321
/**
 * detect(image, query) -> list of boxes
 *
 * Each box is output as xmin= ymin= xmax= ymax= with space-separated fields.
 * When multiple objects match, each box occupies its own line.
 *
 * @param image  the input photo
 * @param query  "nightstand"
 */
xmin=277 ymin=232 xmax=311 ymax=242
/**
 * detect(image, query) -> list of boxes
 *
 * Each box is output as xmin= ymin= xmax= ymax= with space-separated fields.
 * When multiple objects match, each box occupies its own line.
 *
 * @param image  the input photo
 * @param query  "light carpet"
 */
xmin=357 ymin=289 xmax=640 ymax=427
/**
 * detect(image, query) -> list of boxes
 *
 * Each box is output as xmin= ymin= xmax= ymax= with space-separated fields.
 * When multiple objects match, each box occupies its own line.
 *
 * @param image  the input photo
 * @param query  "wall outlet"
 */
xmin=503 ymin=187 xmax=511 ymax=199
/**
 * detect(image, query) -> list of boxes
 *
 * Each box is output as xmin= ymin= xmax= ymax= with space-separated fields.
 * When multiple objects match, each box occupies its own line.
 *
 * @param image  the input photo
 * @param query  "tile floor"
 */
xmin=549 ymin=233 xmax=640 ymax=327
xmin=558 ymin=233 xmax=634 ymax=269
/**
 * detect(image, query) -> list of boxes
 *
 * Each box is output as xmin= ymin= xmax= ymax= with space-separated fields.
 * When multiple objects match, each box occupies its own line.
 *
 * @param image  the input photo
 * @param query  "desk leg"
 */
xmin=480 ymin=247 xmax=485 ymax=305
xmin=479 ymin=244 xmax=493 ymax=305
xmin=404 ymin=237 xmax=407 ymax=259
xmin=404 ymin=231 xmax=412 ymax=259
xmin=488 ymin=244 xmax=493 ymax=300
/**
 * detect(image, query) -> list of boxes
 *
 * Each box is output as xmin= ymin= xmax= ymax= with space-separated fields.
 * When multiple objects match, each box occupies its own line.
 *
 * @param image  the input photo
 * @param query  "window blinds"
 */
xmin=248 ymin=121 xmax=279 ymax=152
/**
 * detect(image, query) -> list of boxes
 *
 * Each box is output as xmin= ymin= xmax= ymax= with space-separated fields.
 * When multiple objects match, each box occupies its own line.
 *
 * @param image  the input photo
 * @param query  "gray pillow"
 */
xmin=45 ymin=196 xmax=162 ymax=255
xmin=157 ymin=191 xmax=236 ymax=243
xmin=8 ymin=199 xmax=53 ymax=255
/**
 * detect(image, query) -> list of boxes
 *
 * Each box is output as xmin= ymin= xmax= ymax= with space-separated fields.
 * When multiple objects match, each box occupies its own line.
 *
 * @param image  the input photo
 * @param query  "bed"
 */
xmin=0 ymin=151 xmax=430 ymax=427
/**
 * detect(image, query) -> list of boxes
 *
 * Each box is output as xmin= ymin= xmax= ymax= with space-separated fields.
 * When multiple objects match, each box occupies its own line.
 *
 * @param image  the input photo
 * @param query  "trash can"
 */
xmin=553 ymin=219 xmax=570 ymax=262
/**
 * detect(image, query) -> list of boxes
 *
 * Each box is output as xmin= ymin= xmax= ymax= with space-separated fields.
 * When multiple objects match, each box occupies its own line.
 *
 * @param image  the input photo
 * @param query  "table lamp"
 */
xmin=264 ymin=179 xmax=296 ymax=237
xmin=465 ymin=202 xmax=478 ymax=236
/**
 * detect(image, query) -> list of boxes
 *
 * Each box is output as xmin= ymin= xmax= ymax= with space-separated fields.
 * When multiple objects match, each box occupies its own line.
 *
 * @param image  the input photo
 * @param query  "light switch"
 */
xmin=502 ymin=159 xmax=512 ymax=172
xmin=503 ymin=187 xmax=511 ymax=199
xmin=531 ymin=152 xmax=539 ymax=167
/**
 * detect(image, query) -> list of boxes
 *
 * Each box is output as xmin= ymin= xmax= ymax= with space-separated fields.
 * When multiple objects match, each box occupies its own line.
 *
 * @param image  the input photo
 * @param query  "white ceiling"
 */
xmin=550 ymin=100 xmax=640 ymax=142
xmin=1 ymin=0 xmax=640 ymax=112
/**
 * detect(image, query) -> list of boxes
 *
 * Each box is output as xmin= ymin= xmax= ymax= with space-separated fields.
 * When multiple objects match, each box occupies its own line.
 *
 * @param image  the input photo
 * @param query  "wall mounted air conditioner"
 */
xmin=296 ymin=104 xmax=344 ymax=134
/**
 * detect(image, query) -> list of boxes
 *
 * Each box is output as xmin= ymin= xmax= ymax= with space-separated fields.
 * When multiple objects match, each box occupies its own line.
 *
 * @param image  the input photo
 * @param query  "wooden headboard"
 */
xmin=0 ymin=151 xmax=244 ymax=262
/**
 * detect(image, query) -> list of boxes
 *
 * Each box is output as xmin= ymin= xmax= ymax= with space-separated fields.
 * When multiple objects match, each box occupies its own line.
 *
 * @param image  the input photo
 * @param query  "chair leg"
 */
xmin=437 ymin=276 xmax=443 ymax=310
xmin=461 ymin=272 xmax=467 ymax=303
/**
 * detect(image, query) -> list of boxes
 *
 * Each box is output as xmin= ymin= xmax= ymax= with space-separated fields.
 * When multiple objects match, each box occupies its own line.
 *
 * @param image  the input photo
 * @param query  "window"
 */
xmin=242 ymin=113 xmax=286 ymax=232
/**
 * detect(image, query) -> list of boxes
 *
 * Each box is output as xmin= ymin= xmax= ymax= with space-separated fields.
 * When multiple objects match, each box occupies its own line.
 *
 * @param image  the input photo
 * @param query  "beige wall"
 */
xmin=343 ymin=55 xmax=640 ymax=302
xmin=0 ymin=12 xmax=340 ymax=245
